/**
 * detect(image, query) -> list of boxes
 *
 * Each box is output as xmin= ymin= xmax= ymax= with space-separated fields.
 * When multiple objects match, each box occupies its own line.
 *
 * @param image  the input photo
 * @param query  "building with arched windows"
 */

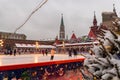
xmin=0 ymin=32 xmax=26 ymax=40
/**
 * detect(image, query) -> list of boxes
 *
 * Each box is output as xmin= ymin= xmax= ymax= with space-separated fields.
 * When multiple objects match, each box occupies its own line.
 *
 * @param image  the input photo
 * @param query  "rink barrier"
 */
xmin=0 ymin=58 xmax=84 ymax=71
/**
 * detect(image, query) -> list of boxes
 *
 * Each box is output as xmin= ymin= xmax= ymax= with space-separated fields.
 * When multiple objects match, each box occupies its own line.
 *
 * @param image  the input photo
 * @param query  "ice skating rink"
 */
xmin=0 ymin=54 xmax=85 ymax=66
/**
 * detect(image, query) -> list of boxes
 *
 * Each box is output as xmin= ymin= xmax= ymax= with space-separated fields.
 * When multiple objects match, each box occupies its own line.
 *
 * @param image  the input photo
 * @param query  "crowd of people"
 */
xmin=0 ymin=48 xmax=51 ymax=56
xmin=0 ymin=46 xmax=90 ymax=60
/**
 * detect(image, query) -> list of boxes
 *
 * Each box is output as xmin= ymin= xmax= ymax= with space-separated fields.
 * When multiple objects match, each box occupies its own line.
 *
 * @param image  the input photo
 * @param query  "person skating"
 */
xmin=45 ymin=49 xmax=48 ymax=56
xmin=68 ymin=48 xmax=72 ymax=57
xmin=50 ymin=48 xmax=55 ymax=60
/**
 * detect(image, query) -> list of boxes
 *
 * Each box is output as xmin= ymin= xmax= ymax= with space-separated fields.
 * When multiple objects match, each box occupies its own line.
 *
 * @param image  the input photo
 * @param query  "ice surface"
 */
xmin=0 ymin=54 xmax=85 ymax=66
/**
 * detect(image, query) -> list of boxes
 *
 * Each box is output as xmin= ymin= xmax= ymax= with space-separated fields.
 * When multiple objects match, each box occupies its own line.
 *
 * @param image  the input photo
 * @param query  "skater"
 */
xmin=50 ymin=48 xmax=55 ymax=60
xmin=68 ymin=48 xmax=72 ymax=57
xmin=42 ymin=49 xmax=45 ymax=56
xmin=73 ymin=47 xmax=77 ymax=57
xmin=9 ymin=49 xmax=12 ymax=55
xmin=45 ymin=49 xmax=48 ymax=56
xmin=13 ymin=48 xmax=17 ymax=56
xmin=18 ymin=49 xmax=21 ymax=55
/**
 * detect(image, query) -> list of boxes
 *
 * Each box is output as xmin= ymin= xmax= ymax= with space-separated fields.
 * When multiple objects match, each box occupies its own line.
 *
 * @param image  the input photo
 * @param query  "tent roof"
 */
xmin=15 ymin=43 xmax=56 ymax=48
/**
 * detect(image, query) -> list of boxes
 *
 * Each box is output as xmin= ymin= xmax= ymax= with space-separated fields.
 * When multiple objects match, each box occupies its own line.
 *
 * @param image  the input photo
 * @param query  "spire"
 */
xmin=59 ymin=14 xmax=65 ymax=40
xmin=61 ymin=14 xmax=64 ymax=26
xmin=93 ymin=11 xmax=97 ymax=26
xmin=113 ymin=4 xmax=117 ymax=16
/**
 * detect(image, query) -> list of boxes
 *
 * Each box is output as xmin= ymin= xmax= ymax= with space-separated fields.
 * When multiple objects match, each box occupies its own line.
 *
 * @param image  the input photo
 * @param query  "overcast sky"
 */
xmin=0 ymin=0 xmax=120 ymax=40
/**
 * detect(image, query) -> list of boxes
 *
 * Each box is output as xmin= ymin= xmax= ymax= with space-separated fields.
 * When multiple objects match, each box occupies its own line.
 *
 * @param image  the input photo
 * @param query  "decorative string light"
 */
xmin=14 ymin=0 xmax=48 ymax=33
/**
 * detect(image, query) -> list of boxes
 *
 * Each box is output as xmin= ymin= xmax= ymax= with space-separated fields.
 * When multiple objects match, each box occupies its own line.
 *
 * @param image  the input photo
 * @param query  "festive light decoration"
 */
xmin=0 ymin=62 xmax=83 ymax=80
xmin=62 ymin=41 xmax=65 ymax=48
xmin=0 ymin=39 xmax=3 ymax=47
xmin=35 ymin=41 xmax=39 ymax=49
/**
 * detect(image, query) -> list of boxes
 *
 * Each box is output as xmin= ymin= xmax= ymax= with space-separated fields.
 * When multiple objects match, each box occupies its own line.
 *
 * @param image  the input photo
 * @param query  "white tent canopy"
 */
xmin=56 ymin=41 xmax=99 ymax=47
xmin=15 ymin=43 xmax=56 ymax=48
